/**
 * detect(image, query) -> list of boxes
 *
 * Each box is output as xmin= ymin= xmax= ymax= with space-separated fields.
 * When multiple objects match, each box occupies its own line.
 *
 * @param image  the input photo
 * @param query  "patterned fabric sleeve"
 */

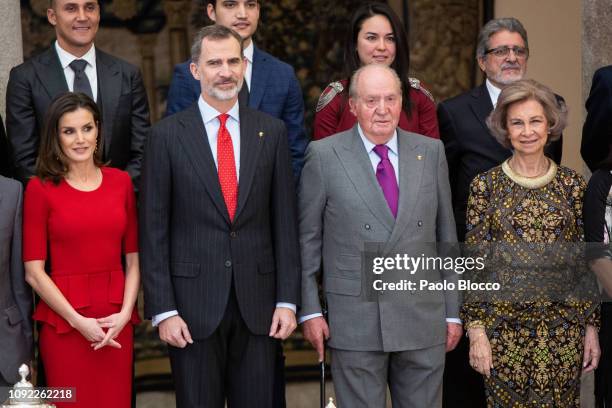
xmin=465 ymin=173 xmax=493 ymax=242
xmin=570 ymin=173 xmax=601 ymax=329
xmin=461 ymin=173 xmax=494 ymax=329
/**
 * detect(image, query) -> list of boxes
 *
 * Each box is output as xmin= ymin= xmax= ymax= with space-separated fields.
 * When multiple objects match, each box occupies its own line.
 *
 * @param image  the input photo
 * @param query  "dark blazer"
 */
xmin=165 ymin=46 xmax=307 ymax=178
xmin=438 ymin=83 xmax=563 ymax=239
xmin=6 ymin=46 xmax=150 ymax=185
xmin=582 ymin=65 xmax=612 ymax=171
xmin=140 ymin=103 xmax=300 ymax=339
xmin=0 ymin=176 xmax=32 ymax=383
xmin=0 ymin=115 xmax=12 ymax=178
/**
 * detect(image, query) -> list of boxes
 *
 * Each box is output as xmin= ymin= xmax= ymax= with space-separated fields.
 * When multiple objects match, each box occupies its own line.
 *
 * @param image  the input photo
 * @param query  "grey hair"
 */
xmin=476 ymin=17 xmax=528 ymax=59
xmin=191 ymin=25 xmax=244 ymax=64
xmin=348 ymin=64 xmax=402 ymax=99
xmin=487 ymin=79 xmax=566 ymax=149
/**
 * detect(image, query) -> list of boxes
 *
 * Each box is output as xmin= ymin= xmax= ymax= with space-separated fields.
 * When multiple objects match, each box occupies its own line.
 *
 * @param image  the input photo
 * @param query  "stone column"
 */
xmin=163 ymin=0 xmax=191 ymax=69
xmin=0 ymin=0 xmax=23 ymax=118
xmin=582 ymin=0 xmax=612 ymax=107
xmin=139 ymin=33 xmax=159 ymax=122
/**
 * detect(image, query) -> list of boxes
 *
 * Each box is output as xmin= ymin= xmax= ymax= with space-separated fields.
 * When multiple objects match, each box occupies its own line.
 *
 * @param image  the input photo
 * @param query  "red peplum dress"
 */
xmin=23 ymin=167 xmax=140 ymax=408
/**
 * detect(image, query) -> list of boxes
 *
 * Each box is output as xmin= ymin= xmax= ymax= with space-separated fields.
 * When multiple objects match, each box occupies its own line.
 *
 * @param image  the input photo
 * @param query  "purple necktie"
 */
xmin=373 ymin=144 xmax=399 ymax=218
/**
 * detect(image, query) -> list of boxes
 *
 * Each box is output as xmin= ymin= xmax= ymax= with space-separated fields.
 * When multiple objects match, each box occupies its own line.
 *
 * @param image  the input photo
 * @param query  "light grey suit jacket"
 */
xmin=299 ymin=126 xmax=458 ymax=352
xmin=0 ymin=176 xmax=32 ymax=383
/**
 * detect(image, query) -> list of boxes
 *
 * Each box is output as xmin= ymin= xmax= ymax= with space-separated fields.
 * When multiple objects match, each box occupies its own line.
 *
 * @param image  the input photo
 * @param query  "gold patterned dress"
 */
xmin=461 ymin=160 xmax=600 ymax=408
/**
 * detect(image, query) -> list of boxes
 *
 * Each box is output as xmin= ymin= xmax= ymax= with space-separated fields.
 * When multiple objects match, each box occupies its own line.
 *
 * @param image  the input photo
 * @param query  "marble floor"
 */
xmin=136 ymin=374 xmax=595 ymax=407
xmin=136 ymin=381 xmax=353 ymax=408
xmin=0 ymin=376 xmax=594 ymax=407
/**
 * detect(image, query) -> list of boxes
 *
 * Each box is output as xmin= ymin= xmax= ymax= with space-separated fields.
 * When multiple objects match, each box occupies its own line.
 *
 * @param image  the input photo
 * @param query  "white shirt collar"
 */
xmin=243 ymin=41 xmax=254 ymax=64
xmin=55 ymin=41 xmax=96 ymax=69
xmin=485 ymin=78 xmax=502 ymax=107
xmin=197 ymin=96 xmax=240 ymax=125
xmin=357 ymin=124 xmax=398 ymax=156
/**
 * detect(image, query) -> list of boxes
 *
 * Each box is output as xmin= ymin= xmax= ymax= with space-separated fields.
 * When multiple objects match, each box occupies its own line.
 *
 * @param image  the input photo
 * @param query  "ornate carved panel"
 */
xmin=409 ymin=0 xmax=480 ymax=101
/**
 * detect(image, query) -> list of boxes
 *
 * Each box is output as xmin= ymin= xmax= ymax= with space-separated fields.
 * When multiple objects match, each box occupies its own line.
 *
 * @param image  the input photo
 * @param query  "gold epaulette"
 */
xmin=316 ymin=81 xmax=344 ymax=112
xmin=409 ymin=77 xmax=435 ymax=103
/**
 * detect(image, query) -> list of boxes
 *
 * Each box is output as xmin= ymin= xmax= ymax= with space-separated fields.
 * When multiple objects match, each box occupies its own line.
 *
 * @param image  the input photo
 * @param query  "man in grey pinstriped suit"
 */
xmin=140 ymin=25 xmax=300 ymax=407
xmin=0 ymin=175 xmax=32 ymax=401
xmin=299 ymin=64 xmax=462 ymax=407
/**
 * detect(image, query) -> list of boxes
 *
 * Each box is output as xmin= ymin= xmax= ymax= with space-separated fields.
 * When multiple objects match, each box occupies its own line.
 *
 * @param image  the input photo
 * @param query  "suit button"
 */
xmin=225 ymin=260 xmax=232 ymax=267
xmin=365 ymin=224 xmax=371 ymax=230
xmin=230 ymin=231 xmax=237 ymax=238
xmin=417 ymin=221 xmax=423 ymax=227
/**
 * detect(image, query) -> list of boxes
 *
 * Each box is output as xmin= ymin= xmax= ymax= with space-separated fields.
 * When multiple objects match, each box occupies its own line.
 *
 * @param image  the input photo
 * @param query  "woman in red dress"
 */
xmin=23 ymin=92 xmax=140 ymax=408
xmin=313 ymin=2 xmax=439 ymax=140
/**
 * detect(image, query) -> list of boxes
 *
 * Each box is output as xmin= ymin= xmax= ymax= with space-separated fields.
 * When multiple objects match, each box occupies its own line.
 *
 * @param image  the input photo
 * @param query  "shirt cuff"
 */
xmin=446 ymin=318 xmax=462 ymax=324
xmin=152 ymin=310 xmax=179 ymax=327
xmin=298 ymin=312 xmax=323 ymax=324
xmin=275 ymin=303 xmax=296 ymax=313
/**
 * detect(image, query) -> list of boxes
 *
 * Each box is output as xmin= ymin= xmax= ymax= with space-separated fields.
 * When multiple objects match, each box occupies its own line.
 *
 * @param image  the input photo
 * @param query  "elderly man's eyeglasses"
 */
xmin=484 ymin=46 xmax=529 ymax=58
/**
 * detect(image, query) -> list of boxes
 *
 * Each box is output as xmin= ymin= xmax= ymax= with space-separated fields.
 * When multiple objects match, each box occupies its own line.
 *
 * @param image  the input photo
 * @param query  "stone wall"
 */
xmin=0 ymin=0 xmax=23 ymax=118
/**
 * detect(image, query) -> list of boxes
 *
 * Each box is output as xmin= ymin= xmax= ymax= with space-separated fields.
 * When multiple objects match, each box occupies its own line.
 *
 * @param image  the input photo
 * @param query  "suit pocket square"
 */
xmin=171 ymin=262 xmax=201 ymax=278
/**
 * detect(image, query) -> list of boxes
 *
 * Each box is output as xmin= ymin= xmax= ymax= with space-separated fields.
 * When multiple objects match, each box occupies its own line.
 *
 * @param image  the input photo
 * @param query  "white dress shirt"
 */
xmin=358 ymin=125 xmax=400 ymax=180
xmin=55 ymin=41 xmax=98 ymax=102
xmin=300 ymin=127 xmax=461 ymax=325
xmin=485 ymin=78 xmax=502 ymax=108
xmin=152 ymin=96 xmax=295 ymax=326
xmin=243 ymin=41 xmax=254 ymax=91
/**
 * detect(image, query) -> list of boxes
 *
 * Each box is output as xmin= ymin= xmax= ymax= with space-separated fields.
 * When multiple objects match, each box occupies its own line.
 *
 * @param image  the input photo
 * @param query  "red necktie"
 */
xmin=217 ymin=113 xmax=238 ymax=220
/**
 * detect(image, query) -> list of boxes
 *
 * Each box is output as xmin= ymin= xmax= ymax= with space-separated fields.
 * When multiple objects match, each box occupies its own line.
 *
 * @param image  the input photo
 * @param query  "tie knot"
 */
xmin=69 ymin=59 xmax=88 ymax=74
xmin=373 ymin=144 xmax=390 ymax=160
xmin=218 ymin=113 xmax=229 ymax=127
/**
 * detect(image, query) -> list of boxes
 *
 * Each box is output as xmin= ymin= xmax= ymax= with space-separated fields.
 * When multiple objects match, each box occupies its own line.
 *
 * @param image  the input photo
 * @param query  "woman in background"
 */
xmin=584 ymin=165 xmax=612 ymax=408
xmin=313 ymin=2 xmax=439 ymax=140
xmin=23 ymin=92 xmax=140 ymax=408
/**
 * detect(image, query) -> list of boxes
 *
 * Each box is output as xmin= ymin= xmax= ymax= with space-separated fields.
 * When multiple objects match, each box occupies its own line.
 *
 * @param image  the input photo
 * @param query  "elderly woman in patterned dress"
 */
xmin=461 ymin=79 xmax=600 ymax=407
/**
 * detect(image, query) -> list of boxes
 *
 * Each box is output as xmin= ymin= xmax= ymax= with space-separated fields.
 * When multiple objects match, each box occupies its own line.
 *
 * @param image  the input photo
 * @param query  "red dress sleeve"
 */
xmin=23 ymin=177 xmax=49 ymax=261
xmin=122 ymin=172 xmax=138 ymax=254
xmin=313 ymin=81 xmax=347 ymax=140
xmin=411 ymin=87 xmax=440 ymax=139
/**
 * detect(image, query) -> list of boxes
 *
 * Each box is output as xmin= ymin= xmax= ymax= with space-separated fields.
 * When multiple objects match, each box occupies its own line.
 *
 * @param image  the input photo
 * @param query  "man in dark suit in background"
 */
xmin=437 ymin=17 xmax=562 ymax=408
xmin=6 ymin=0 xmax=150 ymax=185
xmin=582 ymin=65 xmax=612 ymax=171
xmin=0 ymin=175 xmax=32 ymax=401
xmin=166 ymin=0 xmax=307 ymax=178
xmin=140 ymin=25 xmax=300 ymax=408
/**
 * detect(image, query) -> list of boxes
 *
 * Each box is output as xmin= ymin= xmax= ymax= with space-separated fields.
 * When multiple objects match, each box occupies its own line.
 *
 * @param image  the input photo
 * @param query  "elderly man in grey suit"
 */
xmin=299 ymin=64 xmax=462 ymax=407
xmin=0 ymin=176 xmax=32 ymax=399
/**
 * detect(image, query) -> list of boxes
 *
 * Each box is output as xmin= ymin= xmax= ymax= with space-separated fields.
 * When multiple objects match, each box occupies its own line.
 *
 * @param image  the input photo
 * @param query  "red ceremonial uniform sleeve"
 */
xmin=412 ymin=88 xmax=440 ymax=139
xmin=313 ymin=91 xmax=342 ymax=141
xmin=123 ymin=173 xmax=139 ymax=254
xmin=23 ymin=177 xmax=49 ymax=261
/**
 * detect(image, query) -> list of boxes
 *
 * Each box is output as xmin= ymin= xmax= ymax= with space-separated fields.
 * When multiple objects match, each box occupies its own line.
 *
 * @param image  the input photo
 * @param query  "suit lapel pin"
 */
xmin=416 ymin=155 xmax=423 ymax=160
xmin=258 ymin=131 xmax=264 ymax=138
